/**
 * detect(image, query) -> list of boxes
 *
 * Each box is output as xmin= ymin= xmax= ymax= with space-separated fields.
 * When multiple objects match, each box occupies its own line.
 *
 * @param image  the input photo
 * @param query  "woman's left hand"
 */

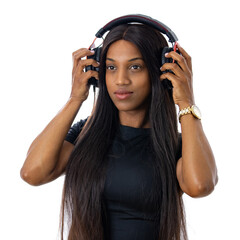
xmin=160 ymin=45 xmax=195 ymax=109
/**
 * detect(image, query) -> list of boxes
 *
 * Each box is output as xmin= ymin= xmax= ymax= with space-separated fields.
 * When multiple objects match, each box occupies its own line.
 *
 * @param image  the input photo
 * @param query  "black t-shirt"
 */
xmin=65 ymin=118 xmax=182 ymax=240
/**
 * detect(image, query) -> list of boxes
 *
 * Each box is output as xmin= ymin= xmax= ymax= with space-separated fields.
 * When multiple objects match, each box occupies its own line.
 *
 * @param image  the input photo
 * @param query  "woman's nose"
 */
xmin=115 ymin=68 xmax=131 ymax=85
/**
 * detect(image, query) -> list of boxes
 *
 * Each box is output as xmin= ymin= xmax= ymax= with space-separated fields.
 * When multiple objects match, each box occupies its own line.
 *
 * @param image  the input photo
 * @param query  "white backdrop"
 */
xmin=1 ymin=0 xmax=239 ymax=239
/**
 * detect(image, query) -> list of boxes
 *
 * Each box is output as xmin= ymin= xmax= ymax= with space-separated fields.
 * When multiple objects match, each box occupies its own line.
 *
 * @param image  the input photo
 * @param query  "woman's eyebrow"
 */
xmin=128 ymin=57 xmax=143 ymax=62
xmin=106 ymin=58 xmax=115 ymax=62
xmin=106 ymin=57 xmax=144 ymax=62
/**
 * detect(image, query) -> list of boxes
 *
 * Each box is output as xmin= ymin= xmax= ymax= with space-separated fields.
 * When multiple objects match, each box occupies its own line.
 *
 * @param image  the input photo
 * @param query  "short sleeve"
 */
xmin=176 ymin=133 xmax=182 ymax=160
xmin=65 ymin=118 xmax=88 ymax=145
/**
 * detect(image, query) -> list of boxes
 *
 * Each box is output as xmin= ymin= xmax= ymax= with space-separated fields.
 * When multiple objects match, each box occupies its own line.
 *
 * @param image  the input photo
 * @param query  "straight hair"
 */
xmin=61 ymin=24 xmax=187 ymax=240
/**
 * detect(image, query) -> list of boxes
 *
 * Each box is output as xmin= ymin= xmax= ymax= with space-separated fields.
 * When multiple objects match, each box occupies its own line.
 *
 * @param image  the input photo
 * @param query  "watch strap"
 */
xmin=178 ymin=105 xmax=201 ymax=123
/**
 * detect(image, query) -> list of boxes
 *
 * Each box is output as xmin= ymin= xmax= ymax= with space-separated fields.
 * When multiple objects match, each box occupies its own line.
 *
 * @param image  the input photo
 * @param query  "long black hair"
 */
xmin=61 ymin=24 xmax=187 ymax=240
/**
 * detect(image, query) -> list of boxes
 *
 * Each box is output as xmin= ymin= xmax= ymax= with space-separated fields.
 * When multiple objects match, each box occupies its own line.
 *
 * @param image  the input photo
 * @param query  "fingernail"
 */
xmin=165 ymin=52 xmax=169 ymax=57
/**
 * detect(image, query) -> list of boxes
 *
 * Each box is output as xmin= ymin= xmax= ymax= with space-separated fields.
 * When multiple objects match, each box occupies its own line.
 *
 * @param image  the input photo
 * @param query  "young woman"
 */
xmin=20 ymin=22 xmax=218 ymax=240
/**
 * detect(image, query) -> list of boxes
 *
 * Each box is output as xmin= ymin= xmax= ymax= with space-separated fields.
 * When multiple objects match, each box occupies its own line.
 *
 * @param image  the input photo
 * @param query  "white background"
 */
xmin=1 ymin=0 xmax=239 ymax=239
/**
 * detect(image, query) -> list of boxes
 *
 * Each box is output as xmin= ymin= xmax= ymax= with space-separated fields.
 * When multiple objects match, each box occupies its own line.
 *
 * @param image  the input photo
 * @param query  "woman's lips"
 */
xmin=114 ymin=90 xmax=133 ymax=100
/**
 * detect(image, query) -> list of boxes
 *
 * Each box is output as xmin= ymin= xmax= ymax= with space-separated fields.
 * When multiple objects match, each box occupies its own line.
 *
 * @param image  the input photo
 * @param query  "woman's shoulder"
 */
xmin=65 ymin=117 xmax=89 ymax=145
xmin=72 ymin=117 xmax=89 ymax=131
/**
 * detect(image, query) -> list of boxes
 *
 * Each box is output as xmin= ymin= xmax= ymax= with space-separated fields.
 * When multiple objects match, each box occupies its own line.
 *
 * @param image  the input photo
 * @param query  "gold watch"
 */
xmin=178 ymin=105 xmax=202 ymax=123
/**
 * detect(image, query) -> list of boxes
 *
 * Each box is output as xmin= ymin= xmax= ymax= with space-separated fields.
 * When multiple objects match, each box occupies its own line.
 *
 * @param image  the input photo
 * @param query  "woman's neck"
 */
xmin=118 ymin=110 xmax=150 ymax=128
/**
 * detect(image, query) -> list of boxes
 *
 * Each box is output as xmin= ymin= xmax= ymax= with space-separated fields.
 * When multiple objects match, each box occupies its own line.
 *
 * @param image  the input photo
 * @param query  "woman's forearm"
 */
xmin=177 ymin=113 xmax=218 ymax=197
xmin=20 ymin=97 xmax=83 ymax=185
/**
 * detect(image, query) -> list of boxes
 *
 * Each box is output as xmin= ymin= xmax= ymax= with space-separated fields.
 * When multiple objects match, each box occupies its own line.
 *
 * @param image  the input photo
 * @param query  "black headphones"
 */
xmin=86 ymin=14 xmax=179 ymax=89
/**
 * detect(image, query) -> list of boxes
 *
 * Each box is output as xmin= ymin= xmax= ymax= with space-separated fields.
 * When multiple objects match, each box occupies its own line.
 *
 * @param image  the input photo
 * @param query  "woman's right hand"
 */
xmin=70 ymin=48 xmax=99 ymax=101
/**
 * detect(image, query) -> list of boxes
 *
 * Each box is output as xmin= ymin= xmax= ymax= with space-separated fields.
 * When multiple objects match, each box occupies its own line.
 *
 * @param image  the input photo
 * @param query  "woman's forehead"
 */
xmin=106 ymin=40 xmax=143 ymax=61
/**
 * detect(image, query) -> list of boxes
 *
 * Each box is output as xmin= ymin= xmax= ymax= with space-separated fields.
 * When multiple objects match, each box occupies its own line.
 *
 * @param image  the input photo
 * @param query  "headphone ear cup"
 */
xmin=161 ymin=47 xmax=174 ymax=90
xmin=86 ymin=47 xmax=102 ymax=88
xmin=161 ymin=47 xmax=173 ymax=65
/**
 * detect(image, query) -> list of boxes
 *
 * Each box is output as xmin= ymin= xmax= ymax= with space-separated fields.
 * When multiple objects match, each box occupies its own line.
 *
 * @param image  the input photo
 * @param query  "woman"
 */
xmin=21 ymin=23 xmax=218 ymax=240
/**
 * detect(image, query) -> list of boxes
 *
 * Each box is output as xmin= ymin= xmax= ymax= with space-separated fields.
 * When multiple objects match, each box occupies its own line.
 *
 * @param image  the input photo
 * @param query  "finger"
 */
xmin=76 ymin=58 xmax=100 ymax=73
xmin=72 ymin=48 xmax=95 ymax=70
xmin=72 ymin=48 xmax=95 ymax=59
xmin=160 ymin=63 xmax=184 ymax=78
xmin=165 ymin=51 xmax=190 ymax=73
xmin=72 ymin=49 xmax=95 ymax=72
xmin=160 ymin=72 xmax=181 ymax=87
xmin=176 ymin=45 xmax=192 ymax=72
xmin=79 ymin=71 xmax=99 ymax=85
xmin=86 ymin=70 xmax=99 ymax=80
xmin=72 ymin=69 xmax=99 ymax=87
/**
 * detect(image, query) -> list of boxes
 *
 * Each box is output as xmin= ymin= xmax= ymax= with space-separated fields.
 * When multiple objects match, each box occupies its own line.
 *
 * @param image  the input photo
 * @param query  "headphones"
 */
xmin=85 ymin=14 xmax=179 ymax=89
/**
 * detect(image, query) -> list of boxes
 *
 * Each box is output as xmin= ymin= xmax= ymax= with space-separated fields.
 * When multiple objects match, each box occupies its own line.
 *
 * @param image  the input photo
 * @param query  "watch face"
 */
xmin=192 ymin=105 xmax=202 ymax=119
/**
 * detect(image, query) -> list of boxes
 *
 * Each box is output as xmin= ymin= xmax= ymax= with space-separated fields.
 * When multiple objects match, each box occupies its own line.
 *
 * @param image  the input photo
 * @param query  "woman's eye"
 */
xmin=130 ymin=65 xmax=142 ymax=71
xmin=106 ymin=64 xmax=142 ymax=71
xmin=106 ymin=65 xmax=116 ymax=70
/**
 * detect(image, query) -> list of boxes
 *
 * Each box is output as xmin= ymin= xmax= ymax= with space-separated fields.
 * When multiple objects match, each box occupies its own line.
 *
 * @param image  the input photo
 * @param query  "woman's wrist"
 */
xmin=68 ymin=95 xmax=86 ymax=104
xmin=177 ymin=100 xmax=195 ymax=110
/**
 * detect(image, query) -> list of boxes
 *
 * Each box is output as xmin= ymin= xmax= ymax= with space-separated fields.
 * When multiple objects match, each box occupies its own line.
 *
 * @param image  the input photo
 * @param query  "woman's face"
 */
xmin=105 ymin=40 xmax=151 ymax=114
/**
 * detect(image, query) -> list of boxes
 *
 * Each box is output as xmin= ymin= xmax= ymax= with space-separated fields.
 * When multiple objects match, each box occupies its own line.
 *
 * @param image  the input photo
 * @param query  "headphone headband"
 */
xmin=95 ymin=14 xmax=178 ymax=43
